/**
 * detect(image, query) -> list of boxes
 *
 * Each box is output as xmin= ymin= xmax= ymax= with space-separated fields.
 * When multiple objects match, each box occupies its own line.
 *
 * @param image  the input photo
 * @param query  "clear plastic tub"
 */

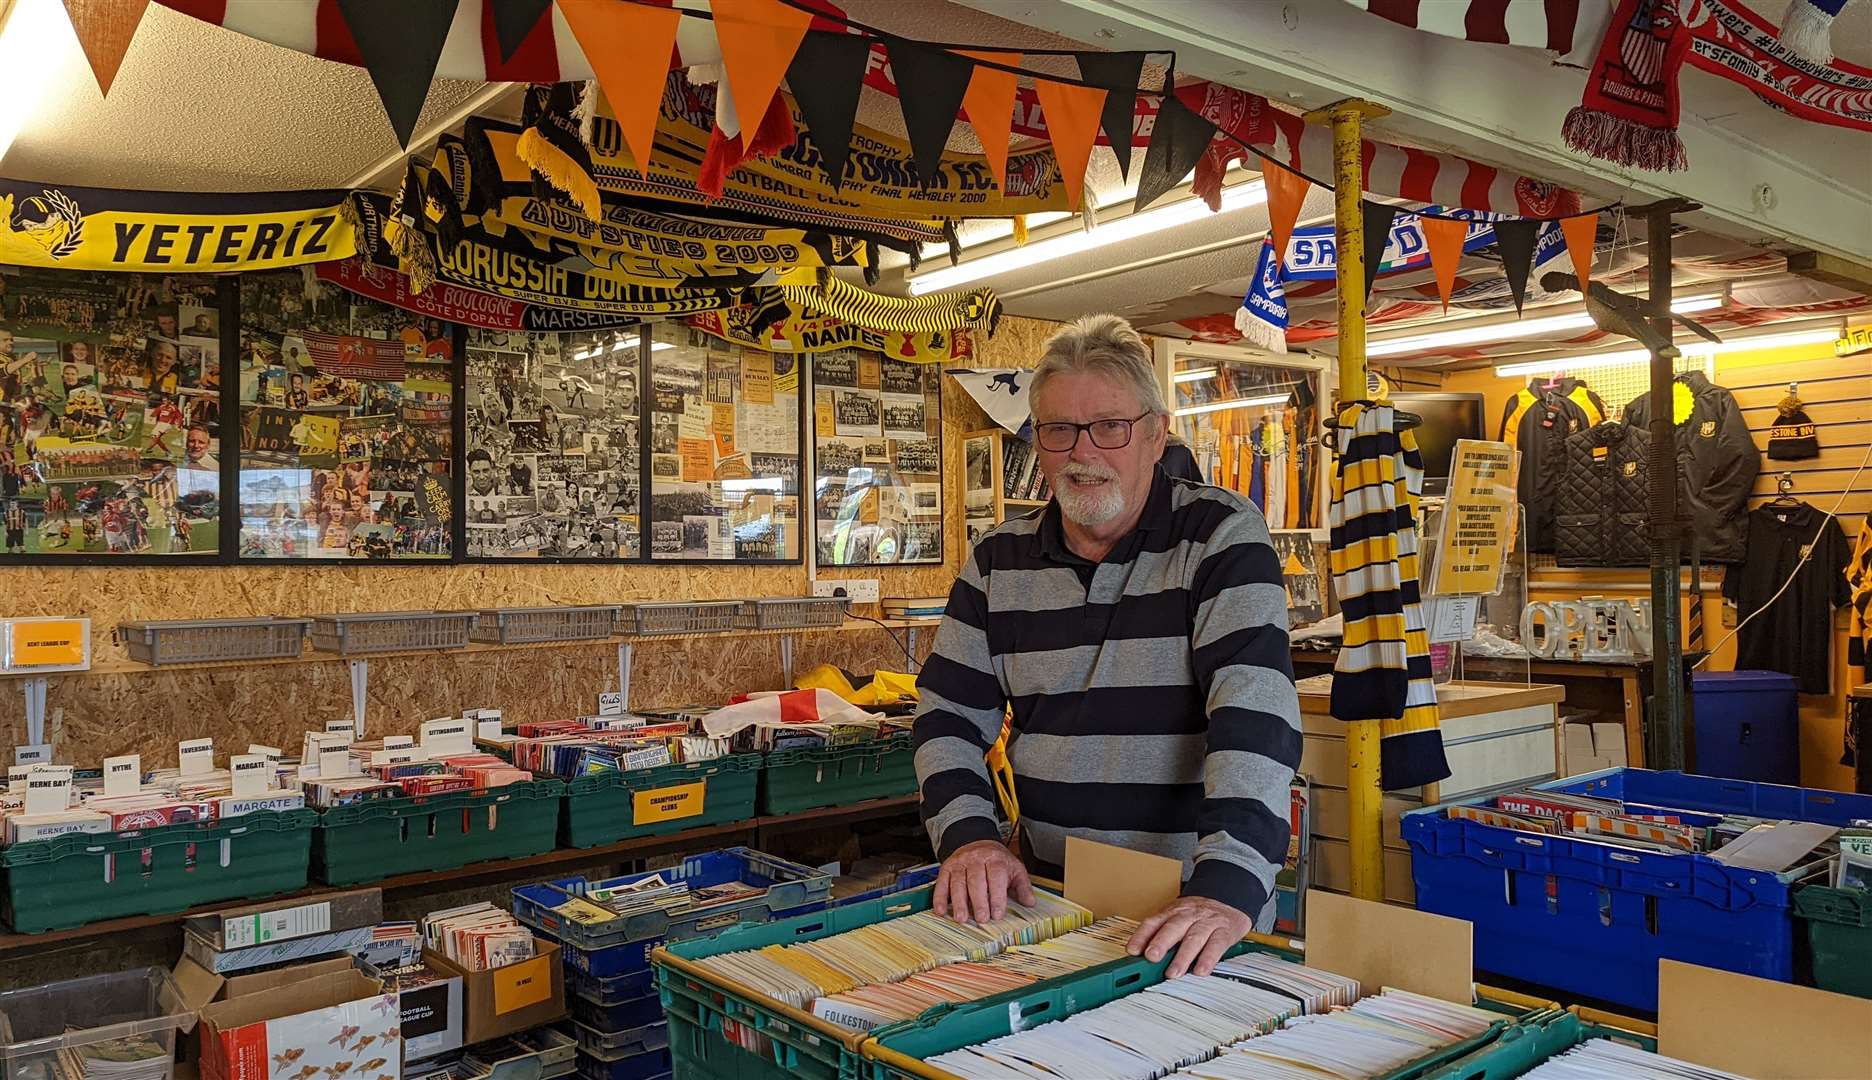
xmin=0 ymin=967 xmax=193 ymax=1080
xmin=117 ymin=618 xmax=311 ymax=665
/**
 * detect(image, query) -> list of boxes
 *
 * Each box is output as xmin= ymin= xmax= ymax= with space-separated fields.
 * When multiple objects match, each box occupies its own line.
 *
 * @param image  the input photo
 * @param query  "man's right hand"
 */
xmin=933 ymin=839 xmax=1035 ymax=924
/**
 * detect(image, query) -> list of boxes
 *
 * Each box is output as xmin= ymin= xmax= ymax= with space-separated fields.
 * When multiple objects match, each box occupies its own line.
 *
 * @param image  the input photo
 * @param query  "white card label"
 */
xmin=384 ymin=735 xmax=414 ymax=750
xmin=1428 ymin=595 xmax=1482 ymax=643
xmin=597 ymin=692 xmax=625 ymax=716
xmin=318 ymin=748 xmax=357 ymax=779
xmin=178 ymin=738 xmax=214 ymax=776
xmin=14 ymin=744 xmax=51 ymax=765
xmin=23 ymin=767 xmax=73 ymax=814
xmin=7 ymin=765 xmax=31 ymax=792
xmin=324 ymin=719 xmax=357 ymax=740
xmin=103 ymin=754 xmax=141 ymax=797
xmin=477 ymin=720 xmax=503 ymax=739
xmin=247 ymin=744 xmax=282 ymax=762
xmin=230 ymin=754 xmax=270 ymax=798
xmin=421 ymin=718 xmax=471 ymax=756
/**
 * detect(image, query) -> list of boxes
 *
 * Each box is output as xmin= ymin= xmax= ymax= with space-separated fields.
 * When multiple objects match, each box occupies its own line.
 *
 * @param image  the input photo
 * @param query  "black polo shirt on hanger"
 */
xmin=1723 ymin=502 xmax=1851 ymax=693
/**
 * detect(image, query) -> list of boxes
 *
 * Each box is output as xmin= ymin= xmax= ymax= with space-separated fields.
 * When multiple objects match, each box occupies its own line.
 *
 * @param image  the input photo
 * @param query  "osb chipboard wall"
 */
xmin=0 ymin=315 xmax=1064 ymax=765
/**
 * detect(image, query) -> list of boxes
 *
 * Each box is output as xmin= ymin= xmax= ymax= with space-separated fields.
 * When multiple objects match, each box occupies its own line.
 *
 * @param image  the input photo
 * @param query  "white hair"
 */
xmin=1030 ymin=314 xmax=1167 ymax=417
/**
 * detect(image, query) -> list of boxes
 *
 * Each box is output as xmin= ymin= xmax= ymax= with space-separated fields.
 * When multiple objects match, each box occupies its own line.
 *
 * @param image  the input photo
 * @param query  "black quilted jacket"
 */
xmin=1623 ymin=371 xmax=1760 ymax=563
xmin=1555 ymin=423 xmax=1652 ymax=568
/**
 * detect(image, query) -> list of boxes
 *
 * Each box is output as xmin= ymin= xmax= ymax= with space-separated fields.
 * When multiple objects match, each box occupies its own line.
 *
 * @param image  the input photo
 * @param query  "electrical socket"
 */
xmin=815 ymin=578 xmax=880 ymax=604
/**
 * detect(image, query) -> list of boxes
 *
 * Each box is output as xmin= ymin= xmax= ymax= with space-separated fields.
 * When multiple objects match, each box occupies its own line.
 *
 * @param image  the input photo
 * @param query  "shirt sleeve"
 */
xmin=1181 ymin=506 xmax=1303 ymax=921
xmin=912 ymin=548 xmax=1009 ymax=859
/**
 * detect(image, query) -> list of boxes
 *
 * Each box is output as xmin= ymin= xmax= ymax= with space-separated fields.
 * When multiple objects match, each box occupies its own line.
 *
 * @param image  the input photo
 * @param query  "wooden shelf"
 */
xmin=0 ymin=794 xmax=920 ymax=957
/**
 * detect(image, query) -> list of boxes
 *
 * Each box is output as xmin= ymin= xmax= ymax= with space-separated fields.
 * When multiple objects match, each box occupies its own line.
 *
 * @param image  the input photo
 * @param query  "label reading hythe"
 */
xmin=103 ymin=754 xmax=141 ymax=796
xmin=178 ymin=738 xmax=214 ymax=776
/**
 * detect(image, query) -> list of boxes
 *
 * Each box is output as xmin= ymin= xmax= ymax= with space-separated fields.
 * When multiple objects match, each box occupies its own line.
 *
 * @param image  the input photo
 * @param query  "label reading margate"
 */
xmin=1431 ymin=439 xmax=1518 ymax=596
xmin=230 ymin=754 xmax=271 ymax=798
xmin=632 ymin=781 xmax=707 ymax=825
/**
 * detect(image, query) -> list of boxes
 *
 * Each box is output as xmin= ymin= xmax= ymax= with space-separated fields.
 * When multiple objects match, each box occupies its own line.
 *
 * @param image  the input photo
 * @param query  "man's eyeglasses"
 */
xmin=1033 ymin=413 xmax=1153 ymax=453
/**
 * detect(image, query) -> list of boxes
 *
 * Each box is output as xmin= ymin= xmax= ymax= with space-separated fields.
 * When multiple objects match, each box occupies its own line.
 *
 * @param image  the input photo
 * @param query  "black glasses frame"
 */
xmin=1033 ymin=412 xmax=1154 ymax=453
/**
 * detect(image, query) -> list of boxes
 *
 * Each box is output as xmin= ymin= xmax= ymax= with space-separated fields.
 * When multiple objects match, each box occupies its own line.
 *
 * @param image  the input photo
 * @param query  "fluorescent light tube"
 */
xmin=1369 ymin=293 xmax=1723 ymax=358
xmin=1173 ymin=393 xmax=1290 ymax=417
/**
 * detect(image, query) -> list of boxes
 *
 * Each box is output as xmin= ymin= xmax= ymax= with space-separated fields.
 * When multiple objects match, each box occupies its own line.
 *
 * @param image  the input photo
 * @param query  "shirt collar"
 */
xmin=1036 ymin=465 xmax=1174 ymax=564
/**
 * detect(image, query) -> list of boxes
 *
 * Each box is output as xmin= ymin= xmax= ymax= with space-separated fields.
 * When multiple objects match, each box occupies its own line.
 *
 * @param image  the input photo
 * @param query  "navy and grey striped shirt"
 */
xmin=913 ymin=467 xmax=1302 ymax=922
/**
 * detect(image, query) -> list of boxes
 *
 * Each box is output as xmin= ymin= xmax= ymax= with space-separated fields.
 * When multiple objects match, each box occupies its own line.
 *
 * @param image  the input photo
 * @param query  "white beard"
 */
xmin=1055 ymin=465 xmax=1127 ymax=527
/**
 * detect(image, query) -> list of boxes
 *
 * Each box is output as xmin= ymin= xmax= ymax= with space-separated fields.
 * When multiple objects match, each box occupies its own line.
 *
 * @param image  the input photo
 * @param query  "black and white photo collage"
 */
xmin=464 ymin=329 xmax=641 ymax=559
xmin=811 ymin=348 xmax=943 ymax=565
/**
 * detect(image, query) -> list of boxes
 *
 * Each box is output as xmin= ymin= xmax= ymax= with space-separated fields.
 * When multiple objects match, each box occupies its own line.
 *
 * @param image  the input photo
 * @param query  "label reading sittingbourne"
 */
xmin=597 ymin=692 xmax=625 ymax=716
xmin=631 ymin=781 xmax=706 ymax=825
xmin=221 ymin=900 xmax=332 ymax=950
xmin=14 ymin=744 xmax=51 ymax=765
xmin=178 ymin=738 xmax=214 ymax=776
xmin=230 ymin=755 xmax=270 ymax=798
xmin=103 ymin=754 xmax=141 ymax=796
xmin=23 ymin=767 xmax=74 ymax=814
xmin=421 ymin=718 xmax=471 ymax=756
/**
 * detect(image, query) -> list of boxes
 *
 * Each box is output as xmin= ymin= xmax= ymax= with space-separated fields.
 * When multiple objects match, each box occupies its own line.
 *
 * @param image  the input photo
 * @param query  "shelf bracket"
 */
xmin=21 ymin=678 xmax=48 ymax=747
xmin=617 ymin=642 xmax=634 ymax=708
xmin=349 ymin=660 xmax=368 ymax=738
xmin=906 ymin=627 xmax=921 ymax=673
xmin=779 ymin=634 xmax=796 ymax=688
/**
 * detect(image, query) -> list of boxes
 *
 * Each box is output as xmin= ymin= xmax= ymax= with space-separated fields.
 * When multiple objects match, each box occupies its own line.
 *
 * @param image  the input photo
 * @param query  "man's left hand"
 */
xmin=1126 ymin=895 xmax=1252 ymax=978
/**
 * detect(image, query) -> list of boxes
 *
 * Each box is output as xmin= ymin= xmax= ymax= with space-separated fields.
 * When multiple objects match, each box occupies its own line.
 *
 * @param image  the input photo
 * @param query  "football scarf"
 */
xmin=685 ymin=308 xmax=973 ymax=364
xmin=1563 ymin=0 xmax=1693 ymax=171
xmin=1328 ymin=403 xmax=1450 ymax=790
xmin=515 ymin=82 xmax=603 ymax=223
xmin=777 ymin=267 xmax=1002 ymax=336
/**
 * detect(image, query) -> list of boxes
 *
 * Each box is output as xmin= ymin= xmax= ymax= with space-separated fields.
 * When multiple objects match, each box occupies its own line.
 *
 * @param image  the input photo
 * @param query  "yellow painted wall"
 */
xmin=1442 ymin=332 xmax=1869 ymax=792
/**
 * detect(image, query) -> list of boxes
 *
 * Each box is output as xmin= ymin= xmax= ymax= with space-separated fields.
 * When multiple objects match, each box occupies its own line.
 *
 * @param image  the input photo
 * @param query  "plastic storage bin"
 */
xmin=471 ymin=606 xmax=625 ymax=644
xmin=624 ymin=602 xmax=744 ymax=635
xmin=1415 ymin=1009 xmax=1657 ymax=1080
xmin=739 ymin=598 xmax=847 ymax=630
xmin=559 ymin=754 xmax=760 ymax=849
xmin=1690 ymin=670 xmax=1800 ymax=785
xmin=1404 ymin=768 xmax=1872 ymax=1011
xmin=0 ymin=967 xmax=195 ymax=1080
xmin=309 ymin=611 xmax=478 ymax=654
xmin=0 ymin=811 xmax=314 ymax=933
xmin=759 ymin=733 xmax=916 ymax=815
xmin=117 ymin=618 xmax=311 ymax=665
xmin=1792 ymin=884 xmax=1872 ymax=999
xmin=313 ymin=778 xmax=563 ymax=885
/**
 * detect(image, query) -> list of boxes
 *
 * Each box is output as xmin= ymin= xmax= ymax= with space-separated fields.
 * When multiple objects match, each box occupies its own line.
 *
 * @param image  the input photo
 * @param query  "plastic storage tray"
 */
xmin=471 ymin=606 xmax=625 ymax=644
xmin=0 ymin=966 xmax=196 ymax=1080
xmin=1415 ymin=1009 xmax=1657 ymax=1080
xmin=1403 ymin=767 xmax=1872 ymax=1011
xmin=1792 ymin=883 xmax=1872 ymax=999
xmin=573 ymin=989 xmax=665 ymax=1031
xmin=313 ymin=778 xmax=563 ymax=885
xmin=117 ymin=618 xmax=311 ymax=665
xmin=0 ymin=810 xmax=313 ymax=933
xmin=575 ymin=1020 xmax=669 ymax=1058
xmin=576 ymin=1045 xmax=670 ymax=1080
xmin=458 ymin=1025 xmax=579 ymax=1080
xmin=739 ymin=598 xmax=847 ymax=630
xmin=760 ymin=733 xmax=916 ymax=815
xmin=623 ymin=602 xmax=745 ymax=635
xmin=570 ymin=968 xmax=656 ymax=1004
xmin=309 ymin=610 xmax=478 ymax=654
xmin=560 ymin=754 xmax=760 ymax=849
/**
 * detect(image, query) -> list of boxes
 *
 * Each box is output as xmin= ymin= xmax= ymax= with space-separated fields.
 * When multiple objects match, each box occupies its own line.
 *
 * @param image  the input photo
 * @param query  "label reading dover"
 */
xmin=632 ymin=780 xmax=706 ymax=825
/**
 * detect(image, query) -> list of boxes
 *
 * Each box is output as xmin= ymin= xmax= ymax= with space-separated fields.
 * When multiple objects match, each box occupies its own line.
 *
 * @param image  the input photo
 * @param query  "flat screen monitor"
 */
xmin=1390 ymin=393 xmax=1486 ymax=496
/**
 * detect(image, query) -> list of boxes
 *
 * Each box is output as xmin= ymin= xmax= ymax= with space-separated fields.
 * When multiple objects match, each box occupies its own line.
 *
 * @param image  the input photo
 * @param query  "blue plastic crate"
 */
xmin=1403 ymin=768 xmax=1872 ymax=1012
xmin=571 ymin=968 xmax=656 ymax=1004
xmin=573 ymin=990 xmax=665 ymax=1032
xmin=576 ymin=1045 xmax=670 ymax=1080
xmin=574 ymin=1019 xmax=669 ymax=1059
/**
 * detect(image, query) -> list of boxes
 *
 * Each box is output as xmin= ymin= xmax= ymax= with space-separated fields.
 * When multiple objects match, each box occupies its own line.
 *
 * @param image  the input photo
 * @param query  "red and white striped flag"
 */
xmin=1341 ymin=0 xmax=1588 ymax=52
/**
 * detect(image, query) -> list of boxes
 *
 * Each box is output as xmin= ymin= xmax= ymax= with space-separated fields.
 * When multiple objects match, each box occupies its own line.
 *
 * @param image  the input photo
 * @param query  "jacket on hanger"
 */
xmin=1722 ymin=501 xmax=1850 ymax=693
xmin=1554 ymin=422 xmax=1652 ymax=568
xmin=1622 ymin=370 xmax=1760 ymax=563
xmin=1498 ymin=377 xmax=1608 ymax=554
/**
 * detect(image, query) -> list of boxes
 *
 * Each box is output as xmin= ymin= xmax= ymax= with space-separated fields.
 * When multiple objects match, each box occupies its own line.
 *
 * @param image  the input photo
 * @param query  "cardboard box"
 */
xmin=422 ymin=937 xmax=564 ymax=1045
xmin=196 ymin=968 xmax=397 ymax=1080
xmin=1562 ymin=722 xmax=1603 ymax=776
xmin=183 ymin=926 xmax=378 ymax=975
xmin=391 ymin=965 xmax=464 ymax=1061
xmin=186 ymin=891 xmax=383 ymax=952
xmin=1592 ymin=721 xmax=1628 ymax=765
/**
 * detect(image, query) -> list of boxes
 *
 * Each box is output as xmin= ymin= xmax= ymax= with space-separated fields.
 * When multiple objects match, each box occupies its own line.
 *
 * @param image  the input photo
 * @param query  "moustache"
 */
xmin=1059 ymin=465 xmax=1118 ymax=482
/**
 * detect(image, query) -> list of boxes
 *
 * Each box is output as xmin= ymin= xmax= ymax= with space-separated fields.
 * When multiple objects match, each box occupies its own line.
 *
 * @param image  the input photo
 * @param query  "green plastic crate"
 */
xmin=1793 ymin=883 xmax=1872 ymax=1000
xmin=313 ymin=778 xmax=564 ymax=886
xmin=761 ymin=734 xmax=916 ymax=815
xmin=561 ymin=754 xmax=760 ymax=849
xmin=0 ymin=810 xmax=314 ymax=933
xmin=1416 ymin=1010 xmax=1658 ymax=1080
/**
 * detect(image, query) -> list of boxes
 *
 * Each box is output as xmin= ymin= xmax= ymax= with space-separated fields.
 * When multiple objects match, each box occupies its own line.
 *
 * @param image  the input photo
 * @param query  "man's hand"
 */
xmin=933 ymin=839 xmax=1035 ymax=924
xmin=1126 ymin=895 xmax=1253 ymax=978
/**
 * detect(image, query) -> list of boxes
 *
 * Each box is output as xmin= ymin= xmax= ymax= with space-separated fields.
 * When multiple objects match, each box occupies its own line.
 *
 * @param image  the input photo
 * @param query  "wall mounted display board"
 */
xmin=0 ymin=267 xmax=222 ymax=559
xmin=811 ymin=349 xmax=944 ymax=566
xmin=646 ymin=322 xmax=802 ymax=562
xmin=464 ymin=328 xmax=642 ymax=559
xmin=236 ymin=269 xmax=454 ymax=560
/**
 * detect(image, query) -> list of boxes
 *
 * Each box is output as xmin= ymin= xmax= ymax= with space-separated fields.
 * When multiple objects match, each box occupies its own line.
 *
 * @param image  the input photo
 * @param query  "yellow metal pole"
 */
xmin=1306 ymin=97 xmax=1390 ymax=903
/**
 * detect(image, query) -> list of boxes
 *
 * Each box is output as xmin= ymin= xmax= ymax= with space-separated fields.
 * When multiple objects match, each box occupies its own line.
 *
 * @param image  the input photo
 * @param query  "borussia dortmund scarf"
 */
xmin=777 ymin=267 xmax=1002 ymax=337
xmin=1328 ymin=403 xmax=1450 ymax=790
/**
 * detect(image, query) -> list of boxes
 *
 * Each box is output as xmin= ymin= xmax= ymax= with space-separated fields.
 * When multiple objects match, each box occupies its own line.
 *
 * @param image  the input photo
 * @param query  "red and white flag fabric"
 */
xmin=1341 ymin=0 xmax=1588 ymax=51
xmin=702 ymin=688 xmax=883 ymax=739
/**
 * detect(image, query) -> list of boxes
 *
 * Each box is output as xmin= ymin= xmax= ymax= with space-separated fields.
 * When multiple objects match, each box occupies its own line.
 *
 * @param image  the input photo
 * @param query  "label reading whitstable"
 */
xmin=632 ymin=781 xmax=707 ymax=825
xmin=103 ymin=754 xmax=141 ymax=796
xmin=1431 ymin=439 xmax=1519 ymax=596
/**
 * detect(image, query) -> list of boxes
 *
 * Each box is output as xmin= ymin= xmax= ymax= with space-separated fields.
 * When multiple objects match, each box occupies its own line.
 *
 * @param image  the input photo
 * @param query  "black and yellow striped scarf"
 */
xmin=777 ymin=267 xmax=1001 ymax=337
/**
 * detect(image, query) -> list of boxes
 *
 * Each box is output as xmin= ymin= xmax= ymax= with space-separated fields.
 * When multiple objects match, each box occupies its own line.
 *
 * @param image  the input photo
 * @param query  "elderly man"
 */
xmin=914 ymin=314 xmax=1300 ymax=979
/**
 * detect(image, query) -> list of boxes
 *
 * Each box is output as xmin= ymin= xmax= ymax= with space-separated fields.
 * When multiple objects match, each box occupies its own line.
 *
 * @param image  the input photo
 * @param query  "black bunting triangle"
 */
xmin=337 ymin=0 xmax=461 ymax=148
xmin=490 ymin=0 xmax=552 ymax=63
xmin=787 ymin=31 xmax=872 ymax=192
xmin=890 ymin=41 xmax=974 ymax=189
xmin=1133 ymin=89 xmax=1215 ymax=213
xmin=1494 ymin=218 xmax=1541 ymax=315
xmin=1076 ymin=51 xmax=1146 ymax=180
xmin=1361 ymin=201 xmax=1399 ymax=299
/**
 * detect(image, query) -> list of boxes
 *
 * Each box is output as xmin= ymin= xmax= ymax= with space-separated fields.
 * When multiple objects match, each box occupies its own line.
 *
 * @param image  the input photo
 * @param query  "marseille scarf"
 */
xmin=1328 ymin=403 xmax=1450 ymax=790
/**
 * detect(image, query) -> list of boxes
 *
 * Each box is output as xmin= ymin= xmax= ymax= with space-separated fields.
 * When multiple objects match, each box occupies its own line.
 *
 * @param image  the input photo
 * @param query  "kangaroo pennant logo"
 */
xmin=1 ymin=189 xmax=85 ymax=260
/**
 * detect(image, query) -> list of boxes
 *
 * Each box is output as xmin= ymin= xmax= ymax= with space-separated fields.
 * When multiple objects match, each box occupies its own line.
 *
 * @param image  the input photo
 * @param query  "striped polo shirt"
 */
xmin=913 ymin=467 xmax=1302 ymax=922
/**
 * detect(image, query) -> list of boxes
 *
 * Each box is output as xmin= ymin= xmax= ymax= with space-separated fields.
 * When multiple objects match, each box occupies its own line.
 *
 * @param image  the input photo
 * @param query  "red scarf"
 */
xmin=1563 ymin=0 xmax=1693 ymax=171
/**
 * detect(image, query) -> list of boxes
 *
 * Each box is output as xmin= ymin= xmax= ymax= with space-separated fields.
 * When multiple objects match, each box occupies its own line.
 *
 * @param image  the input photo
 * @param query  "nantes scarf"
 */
xmin=1328 ymin=403 xmax=1450 ymax=790
xmin=686 ymin=307 xmax=974 ymax=364
xmin=777 ymin=268 xmax=1002 ymax=337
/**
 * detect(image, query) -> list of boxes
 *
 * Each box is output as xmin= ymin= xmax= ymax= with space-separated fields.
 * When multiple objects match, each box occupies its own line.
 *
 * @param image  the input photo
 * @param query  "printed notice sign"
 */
xmin=1431 ymin=439 xmax=1518 ymax=596
xmin=632 ymin=781 xmax=706 ymax=825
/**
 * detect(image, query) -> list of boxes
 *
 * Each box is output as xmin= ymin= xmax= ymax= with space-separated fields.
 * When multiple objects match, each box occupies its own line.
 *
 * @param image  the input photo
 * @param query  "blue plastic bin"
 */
xmin=1690 ymin=670 xmax=1800 ymax=785
xmin=1404 ymin=768 xmax=1872 ymax=1011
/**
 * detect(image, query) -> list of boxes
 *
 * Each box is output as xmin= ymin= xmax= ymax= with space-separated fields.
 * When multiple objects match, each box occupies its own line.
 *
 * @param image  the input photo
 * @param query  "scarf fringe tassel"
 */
xmin=1562 ymin=106 xmax=1688 ymax=172
xmin=1779 ymin=0 xmax=1838 ymax=65
xmin=515 ymin=126 xmax=604 ymax=223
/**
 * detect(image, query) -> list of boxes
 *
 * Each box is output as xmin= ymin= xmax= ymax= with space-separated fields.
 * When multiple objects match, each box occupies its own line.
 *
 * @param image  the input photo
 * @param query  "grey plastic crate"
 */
xmin=117 ymin=618 xmax=311 ymax=666
xmin=740 ymin=597 xmax=849 ymax=629
xmin=308 ymin=611 xmax=478 ymax=654
xmin=470 ymin=605 xmax=625 ymax=644
xmin=623 ymin=601 xmax=746 ymax=635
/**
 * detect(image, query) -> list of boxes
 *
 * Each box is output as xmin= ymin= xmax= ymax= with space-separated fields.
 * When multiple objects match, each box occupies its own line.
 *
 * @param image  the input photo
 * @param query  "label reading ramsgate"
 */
xmin=632 ymin=781 xmax=706 ymax=825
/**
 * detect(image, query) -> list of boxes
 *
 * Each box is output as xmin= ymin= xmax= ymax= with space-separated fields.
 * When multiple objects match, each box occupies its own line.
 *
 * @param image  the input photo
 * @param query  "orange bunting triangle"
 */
xmin=1561 ymin=213 xmax=1598 ymax=295
xmin=711 ymin=0 xmax=813 ymax=151
xmin=1032 ymin=78 xmax=1107 ymax=211
xmin=958 ymin=50 xmax=1021 ymax=192
xmin=62 ymin=0 xmax=150 ymax=96
xmin=558 ymin=0 xmax=682 ymax=174
xmin=1263 ymin=162 xmax=1310 ymax=270
xmin=1420 ymin=215 xmax=1468 ymax=313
